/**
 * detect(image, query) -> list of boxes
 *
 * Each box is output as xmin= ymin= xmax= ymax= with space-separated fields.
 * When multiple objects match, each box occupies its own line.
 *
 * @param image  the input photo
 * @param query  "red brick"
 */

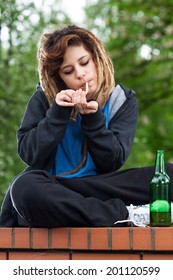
xmin=90 ymin=228 xmax=109 ymax=250
xmin=72 ymin=253 xmax=140 ymax=260
xmin=51 ymin=228 xmax=69 ymax=249
xmin=154 ymin=227 xmax=173 ymax=251
xmin=143 ymin=253 xmax=173 ymax=260
xmin=133 ymin=227 xmax=152 ymax=250
xmin=112 ymin=227 xmax=130 ymax=250
xmin=0 ymin=228 xmax=12 ymax=248
xmin=14 ymin=228 xmax=30 ymax=249
xmin=31 ymin=228 xmax=49 ymax=249
xmin=1 ymin=226 xmax=173 ymax=261
xmin=0 ymin=252 xmax=7 ymax=260
xmin=9 ymin=251 xmax=70 ymax=260
xmin=70 ymin=228 xmax=88 ymax=249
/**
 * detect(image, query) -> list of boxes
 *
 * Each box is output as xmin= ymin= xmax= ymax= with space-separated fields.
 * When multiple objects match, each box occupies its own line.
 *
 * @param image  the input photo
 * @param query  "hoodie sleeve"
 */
xmin=17 ymin=89 xmax=72 ymax=170
xmin=81 ymin=88 xmax=138 ymax=172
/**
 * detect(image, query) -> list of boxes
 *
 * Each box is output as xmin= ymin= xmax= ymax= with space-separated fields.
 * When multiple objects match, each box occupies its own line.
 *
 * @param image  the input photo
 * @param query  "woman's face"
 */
xmin=59 ymin=44 xmax=98 ymax=95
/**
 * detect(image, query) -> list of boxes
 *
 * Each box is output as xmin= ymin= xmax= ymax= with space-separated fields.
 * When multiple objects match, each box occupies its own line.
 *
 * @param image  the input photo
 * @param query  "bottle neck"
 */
xmin=155 ymin=150 xmax=165 ymax=174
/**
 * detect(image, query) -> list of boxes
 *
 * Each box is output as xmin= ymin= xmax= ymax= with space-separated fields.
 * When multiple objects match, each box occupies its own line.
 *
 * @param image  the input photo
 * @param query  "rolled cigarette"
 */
xmin=85 ymin=82 xmax=88 ymax=94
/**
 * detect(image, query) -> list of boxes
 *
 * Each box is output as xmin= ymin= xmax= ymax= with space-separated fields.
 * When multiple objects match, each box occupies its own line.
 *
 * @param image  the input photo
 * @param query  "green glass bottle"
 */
xmin=150 ymin=150 xmax=171 ymax=226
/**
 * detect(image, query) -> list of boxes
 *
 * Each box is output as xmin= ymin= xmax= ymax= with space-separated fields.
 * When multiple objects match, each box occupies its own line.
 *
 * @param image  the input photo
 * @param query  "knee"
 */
xmin=10 ymin=170 xmax=47 ymax=205
xmin=10 ymin=172 xmax=32 ymax=204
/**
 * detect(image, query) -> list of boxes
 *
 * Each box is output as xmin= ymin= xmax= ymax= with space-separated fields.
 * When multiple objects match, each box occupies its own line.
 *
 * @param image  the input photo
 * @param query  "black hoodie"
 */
xmin=0 ymin=83 xmax=138 ymax=226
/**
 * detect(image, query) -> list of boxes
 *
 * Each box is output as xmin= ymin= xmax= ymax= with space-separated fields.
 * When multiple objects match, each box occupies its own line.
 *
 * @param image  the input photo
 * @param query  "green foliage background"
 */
xmin=0 ymin=0 xmax=173 ymax=206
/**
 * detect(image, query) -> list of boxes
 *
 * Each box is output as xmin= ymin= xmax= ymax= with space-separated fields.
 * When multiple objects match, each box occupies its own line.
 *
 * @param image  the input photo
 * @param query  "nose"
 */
xmin=75 ymin=66 xmax=86 ymax=79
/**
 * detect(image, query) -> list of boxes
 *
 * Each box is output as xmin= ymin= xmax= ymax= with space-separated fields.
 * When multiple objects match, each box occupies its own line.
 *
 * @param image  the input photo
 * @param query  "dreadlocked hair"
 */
xmin=37 ymin=25 xmax=115 ymax=175
xmin=37 ymin=25 xmax=115 ymax=113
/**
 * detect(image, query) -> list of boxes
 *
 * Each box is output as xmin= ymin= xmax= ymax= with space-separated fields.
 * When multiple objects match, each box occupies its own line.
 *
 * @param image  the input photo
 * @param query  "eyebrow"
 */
xmin=60 ymin=55 xmax=89 ymax=72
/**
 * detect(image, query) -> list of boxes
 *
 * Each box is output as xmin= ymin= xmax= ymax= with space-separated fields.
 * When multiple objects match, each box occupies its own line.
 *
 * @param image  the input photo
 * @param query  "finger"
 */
xmin=59 ymin=101 xmax=75 ymax=107
xmin=72 ymin=89 xmax=82 ymax=104
xmin=75 ymin=104 xmax=86 ymax=114
xmin=86 ymin=101 xmax=98 ymax=110
xmin=63 ymin=95 xmax=72 ymax=103
xmin=72 ymin=91 xmax=77 ymax=104
xmin=76 ymin=89 xmax=87 ymax=104
xmin=80 ymin=90 xmax=87 ymax=104
xmin=65 ymin=89 xmax=76 ymax=98
xmin=56 ymin=90 xmax=75 ymax=106
xmin=76 ymin=89 xmax=83 ymax=103
xmin=61 ymin=89 xmax=75 ymax=100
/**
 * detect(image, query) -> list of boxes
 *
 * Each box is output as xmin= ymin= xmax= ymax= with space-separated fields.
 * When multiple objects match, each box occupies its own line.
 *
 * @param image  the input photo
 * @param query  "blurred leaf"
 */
xmin=0 ymin=0 xmax=71 ymax=205
xmin=85 ymin=0 xmax=173 ymax=169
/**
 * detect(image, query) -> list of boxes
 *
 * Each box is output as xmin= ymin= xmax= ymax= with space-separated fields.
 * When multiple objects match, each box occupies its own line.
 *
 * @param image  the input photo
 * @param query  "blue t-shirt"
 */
xmin=49 ymin=99 xmax=110 ymax=178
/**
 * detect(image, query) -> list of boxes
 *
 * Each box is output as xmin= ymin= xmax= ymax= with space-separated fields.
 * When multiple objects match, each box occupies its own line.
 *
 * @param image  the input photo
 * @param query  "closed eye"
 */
xmin=63 ymin=60 xmax=90 ymax=75
xmin=64 ymin=69 xmax=73 ymax=75
xmin=81 ymin=60 xmax=89 ymax=66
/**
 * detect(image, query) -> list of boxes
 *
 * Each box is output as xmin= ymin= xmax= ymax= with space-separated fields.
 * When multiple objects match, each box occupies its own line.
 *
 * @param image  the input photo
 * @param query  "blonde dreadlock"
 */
xmin=37 ymin=25 xmax=115 ymax=111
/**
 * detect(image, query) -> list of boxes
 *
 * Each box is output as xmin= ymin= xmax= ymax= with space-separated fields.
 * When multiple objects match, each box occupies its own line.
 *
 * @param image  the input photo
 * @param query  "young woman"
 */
xmin=0 ymin=25 xmax=173 ymax=227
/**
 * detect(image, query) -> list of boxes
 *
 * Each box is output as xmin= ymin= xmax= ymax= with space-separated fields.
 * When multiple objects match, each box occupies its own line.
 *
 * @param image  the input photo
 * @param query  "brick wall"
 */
xmin=0 ymin=227 xmax=173 ymax=260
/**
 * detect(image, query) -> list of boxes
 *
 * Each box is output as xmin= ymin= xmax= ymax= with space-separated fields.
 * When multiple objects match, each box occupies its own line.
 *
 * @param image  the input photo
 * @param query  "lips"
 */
xmin=81 ymin=82 xmax=88 ymax=88
xmin=81 ymin=80 xmax=91 ymax=89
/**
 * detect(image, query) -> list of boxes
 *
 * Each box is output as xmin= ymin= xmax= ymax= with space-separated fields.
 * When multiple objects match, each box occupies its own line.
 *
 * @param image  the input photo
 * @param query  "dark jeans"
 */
xmin=8 ymin=163 xmax=173 ymax=227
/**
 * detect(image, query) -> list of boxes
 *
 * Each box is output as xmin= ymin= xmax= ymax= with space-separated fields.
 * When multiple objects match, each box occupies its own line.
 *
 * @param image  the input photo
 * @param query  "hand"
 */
xmin=55 ymin=89 xmax=75 ymax=107
xmin=82 ymin=100 xmax=99 ymax=114
xmin=55 ymin=89 xmax=98 ymax=114
xmin=72 ymin=89 xmax=98 ymax=114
